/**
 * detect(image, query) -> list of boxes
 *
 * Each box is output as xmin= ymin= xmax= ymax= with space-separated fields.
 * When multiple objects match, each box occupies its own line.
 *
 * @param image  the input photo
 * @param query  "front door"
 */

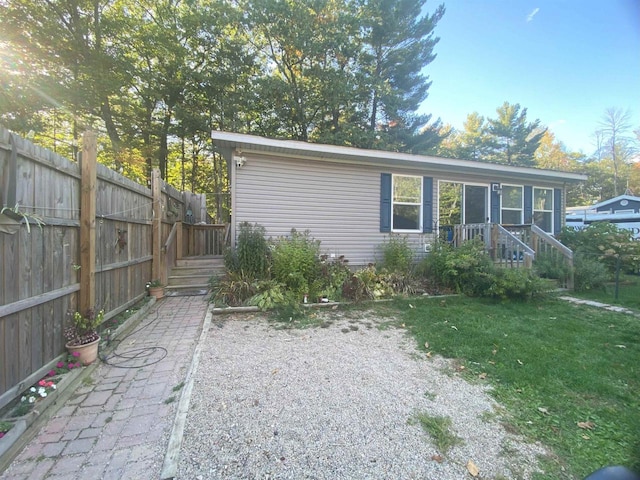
xmin=463 ymin=185 xmax=488 ymax=224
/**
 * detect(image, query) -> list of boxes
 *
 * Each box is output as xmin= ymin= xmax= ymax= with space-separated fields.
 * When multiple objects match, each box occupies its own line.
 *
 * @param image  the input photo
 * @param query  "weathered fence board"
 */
xmin=0 ymin=127 xmax=205 ymax=409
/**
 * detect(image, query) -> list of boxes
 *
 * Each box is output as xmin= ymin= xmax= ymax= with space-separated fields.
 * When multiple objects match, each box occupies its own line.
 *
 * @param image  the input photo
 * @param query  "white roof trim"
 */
xmin=590 ymin=194 xmax=640 ymax=210
xmin=211 ymin=130 xmax=587 ymax=183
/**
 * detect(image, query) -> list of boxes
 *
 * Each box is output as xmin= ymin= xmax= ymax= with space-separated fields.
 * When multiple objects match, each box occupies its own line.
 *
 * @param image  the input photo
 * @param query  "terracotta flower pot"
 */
xmin=65 ymin=337 xmax=100 ymax=365
xmin=148 ymin=286 xmax=164 ymax=299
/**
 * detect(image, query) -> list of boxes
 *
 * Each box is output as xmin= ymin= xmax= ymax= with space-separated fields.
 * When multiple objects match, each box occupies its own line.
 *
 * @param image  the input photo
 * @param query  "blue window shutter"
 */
xmin=423 ymin=176 xmax=433 ymax=233
xmin=524 ymin=186 xmax=533 ymax=224
xmin=553 ymin=188 xmax=562 ymax=233
xmin=380 ymin=173 xmax=391 ymax=232
xmin=490 ymin=183 xmax=500 ymax=223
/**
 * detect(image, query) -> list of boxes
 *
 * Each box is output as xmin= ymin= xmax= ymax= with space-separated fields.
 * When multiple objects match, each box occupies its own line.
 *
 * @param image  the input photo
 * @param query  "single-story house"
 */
xmin=212 ymin=131 xmax=587 ymax=266
xmin=566 ymin=194 xmax=640 ymax=240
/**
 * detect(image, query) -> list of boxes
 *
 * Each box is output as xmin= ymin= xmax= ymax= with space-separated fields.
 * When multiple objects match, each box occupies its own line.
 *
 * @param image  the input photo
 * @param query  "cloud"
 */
xmin=526 ymin=7 xmax=540 ymax=22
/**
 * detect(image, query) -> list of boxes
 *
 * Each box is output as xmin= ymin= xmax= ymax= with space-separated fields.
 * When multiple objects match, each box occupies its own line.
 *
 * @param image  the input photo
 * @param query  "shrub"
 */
xmin=573 ymin=253 xmax=610 ymax=292
xmin=533 ymin=250 xmax=572 ymax=281
xmin=378 ymin=234 xmax=414 ymax=273
xmin=420 ymin=239 xmax=495 ymax=296
xmin=225 ymin=222 xmax=270 ymax=278
xmin=271 ymin=229 xmax=321 ymax=295
xmin=487 ymin=268 xmax=548 ymax=301
xmin=312 ymin=255 xmax=351 ymax=301
xmin=557 ymin=223 xmax=640 ymax=274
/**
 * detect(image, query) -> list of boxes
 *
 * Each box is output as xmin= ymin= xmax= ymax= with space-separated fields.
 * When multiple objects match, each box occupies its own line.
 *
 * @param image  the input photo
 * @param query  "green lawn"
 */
xmin=569 ymin=274 xmax=640 ymax=310
xmin=388 ymin=295 xmax=640 ymax=479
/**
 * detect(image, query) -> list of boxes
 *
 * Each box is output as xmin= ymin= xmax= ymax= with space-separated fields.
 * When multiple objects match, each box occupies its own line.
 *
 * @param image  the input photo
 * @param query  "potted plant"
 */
xmin=64 ymin=308 xmax=103 ymax=365
xmin=0 ymin=204 xmax=45 ymax=235
xmin=147 ymin=279 xmax=165 ymax=299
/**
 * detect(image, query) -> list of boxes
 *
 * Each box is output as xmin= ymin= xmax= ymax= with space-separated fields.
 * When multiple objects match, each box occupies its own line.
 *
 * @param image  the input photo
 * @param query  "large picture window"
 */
xmin=501 ymin=185 xmax=523 ymax=225
xmin=533 ymin=188 xmax=553 ymax=232
xmin=393 ymin=175 xmax=422 ymax=231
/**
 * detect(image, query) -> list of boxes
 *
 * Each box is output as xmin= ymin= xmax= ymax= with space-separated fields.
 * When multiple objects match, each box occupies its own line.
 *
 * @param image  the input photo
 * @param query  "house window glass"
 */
xmin=533 ymin=188 xmax=553 ymax=232
xmin=501 ymin=185 xmax=523 ymax=225
xmin=393 ymin=175 xmax=421 ymax=231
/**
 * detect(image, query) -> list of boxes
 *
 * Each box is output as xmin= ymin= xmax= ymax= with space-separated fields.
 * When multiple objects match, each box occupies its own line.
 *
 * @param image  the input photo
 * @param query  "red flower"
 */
xmin=72 ymin=351 xmax=81 ymax=358
xmin=56 ymin=362 xmax=65 ymax=368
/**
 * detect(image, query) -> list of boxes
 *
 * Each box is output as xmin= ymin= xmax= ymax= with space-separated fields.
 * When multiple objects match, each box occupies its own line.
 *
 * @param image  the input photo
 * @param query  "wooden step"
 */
xmin=170 ymin=265 xmax=225 ymax=277
xmin=175 ymin=257 xmax=224 ymax=268
xmin=167 ymin=274 xmax=212 ymax=286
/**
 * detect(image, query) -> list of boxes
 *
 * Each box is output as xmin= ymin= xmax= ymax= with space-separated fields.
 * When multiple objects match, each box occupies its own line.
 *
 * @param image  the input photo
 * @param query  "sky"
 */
xmin=418 ymin=0 xmax=640 ymax=155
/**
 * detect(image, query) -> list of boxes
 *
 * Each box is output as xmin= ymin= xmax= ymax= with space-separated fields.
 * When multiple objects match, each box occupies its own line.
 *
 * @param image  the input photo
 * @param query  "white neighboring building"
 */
xmin=566 ymin=194 xmax=640 ymax=240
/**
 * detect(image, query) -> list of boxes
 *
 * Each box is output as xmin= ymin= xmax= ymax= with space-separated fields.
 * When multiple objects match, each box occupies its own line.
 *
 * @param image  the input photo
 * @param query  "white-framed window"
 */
xmin=392 ymin=175 xmax=422 ymax=231
xmin=501 ymin=185 xmax=523 ymax=224
xmin=533 ymin=187 xmax=553 ymax=233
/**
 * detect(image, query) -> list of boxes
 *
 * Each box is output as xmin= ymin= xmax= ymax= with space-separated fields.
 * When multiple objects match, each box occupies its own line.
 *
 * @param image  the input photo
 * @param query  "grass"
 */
xmin=569 ymin=274 xmax=640 ymax=310
xmin=391 ymin=295 xmax=640 ymax=479
xmin=409 ymin=412 xmax=464 ymax=454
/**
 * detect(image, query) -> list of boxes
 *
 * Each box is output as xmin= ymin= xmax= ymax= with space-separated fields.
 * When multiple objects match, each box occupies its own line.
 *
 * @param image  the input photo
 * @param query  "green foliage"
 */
xmin=248 ymin=280 xmax=287 ymax=311
xmin=558 ymin=223 xmax=640 ymax=273
xmin=271 ymin=229 xmax=321 ymax=296
xmin=378 ymin=235 xmax=414 ymax=273
xmin=313 ymin=255 xmax=352 ymax=301
xmin=232 ymin=222 xmax=271 ymax=278
xmin=573 ymin=253 xmax=610 ymax=292
xmin=409 ymin=413 xmax=464 ymax=454
xmin=210 ymin=270 xmax=257 ymax=307
xmin=533 ymin=250 xmax=572 ymax=280
xmin=420 ymin=239 xmax=495 ymax=296
xmin=487 ymin=268 xmax=548 ymax=301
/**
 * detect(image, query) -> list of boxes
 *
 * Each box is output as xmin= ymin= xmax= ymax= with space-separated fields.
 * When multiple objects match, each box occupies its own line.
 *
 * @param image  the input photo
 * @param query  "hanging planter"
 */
xmin=0 ymin=212 xmax=21 ymax=235
xmin=0 ymin=205 xmax=45 ymax=235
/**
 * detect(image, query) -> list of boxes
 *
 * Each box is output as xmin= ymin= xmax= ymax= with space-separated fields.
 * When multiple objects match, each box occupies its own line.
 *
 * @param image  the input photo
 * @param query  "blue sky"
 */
xmin=418 ymin=0 xmax=640 ymax=155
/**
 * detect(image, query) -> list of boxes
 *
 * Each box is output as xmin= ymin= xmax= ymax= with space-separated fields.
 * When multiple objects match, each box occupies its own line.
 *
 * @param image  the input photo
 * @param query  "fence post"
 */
xmin=79 ymin=131 xmax=97 ymax=315
xmin=152 ymin=168 xmax=162 ymax=283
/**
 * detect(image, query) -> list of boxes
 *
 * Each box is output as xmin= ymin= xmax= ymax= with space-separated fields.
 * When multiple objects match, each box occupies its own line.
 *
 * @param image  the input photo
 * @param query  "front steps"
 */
xmin=166 ymin=256 xmax=225 ymax=295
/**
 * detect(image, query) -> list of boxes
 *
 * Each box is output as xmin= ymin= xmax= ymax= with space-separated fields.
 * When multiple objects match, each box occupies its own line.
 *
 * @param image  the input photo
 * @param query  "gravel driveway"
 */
xmin=177 ymin=310 xmax=547 ymax=479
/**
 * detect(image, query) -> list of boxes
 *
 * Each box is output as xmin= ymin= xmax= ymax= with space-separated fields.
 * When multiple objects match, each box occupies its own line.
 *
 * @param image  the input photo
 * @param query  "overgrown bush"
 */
xmin=378 ymin=234 xmax=414 ymax=273
xmin=573 ymin=253 xmax=610 ymax=292
xmin=312 ymin=255 xmax=351 ymax=301
xmin=557 ymin=223 xmax=640 ymax=274
xmin=533 ymin=250 xmax=572 ymax=281
xmin=420 ymin=239 xmax=495 ymax=296
xmin=224 ymin=222 xmax=270 ymax=278
xmin=487 ymin=268 xmax=548 ymax=301
xmin=271 ymin=229 xmax=321 ymax=296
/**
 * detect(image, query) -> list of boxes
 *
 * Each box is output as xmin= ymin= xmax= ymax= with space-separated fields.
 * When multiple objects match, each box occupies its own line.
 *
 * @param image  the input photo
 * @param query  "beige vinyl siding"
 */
xmin=234 ymin=154 xmax=434 ymax=266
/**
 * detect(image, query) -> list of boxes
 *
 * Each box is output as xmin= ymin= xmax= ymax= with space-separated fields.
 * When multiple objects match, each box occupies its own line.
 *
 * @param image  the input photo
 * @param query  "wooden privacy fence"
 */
xmin=0 ymin=128 xmax=213 ymax=409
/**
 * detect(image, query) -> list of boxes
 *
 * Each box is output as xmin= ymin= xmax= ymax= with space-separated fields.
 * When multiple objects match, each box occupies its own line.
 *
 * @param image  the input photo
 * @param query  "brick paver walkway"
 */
xmin=0 ymin=296 xmax=208 ymax=480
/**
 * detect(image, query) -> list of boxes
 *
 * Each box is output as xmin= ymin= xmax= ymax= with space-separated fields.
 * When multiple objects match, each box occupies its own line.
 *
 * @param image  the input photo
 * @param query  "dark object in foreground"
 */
xmin=584 ymin=466 xmax=640 ymax=480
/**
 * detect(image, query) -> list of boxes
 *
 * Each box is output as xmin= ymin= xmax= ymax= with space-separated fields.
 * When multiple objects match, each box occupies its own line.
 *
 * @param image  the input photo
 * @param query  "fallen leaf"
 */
xmin=401 ymin=323 xmax=405 ymax=327
xmin=549 ymin=317 xmax=557 ymax=320
xmin=451 ymin=325 xmax=458 ymax=331
xmin=517 ymin=359 xmax=523 ymax=365
xmin=577 ymin=421 xmax=595 ymax=430
xmin=478 ymin=372 xmax=487 ymax=380
xmin=426 ymin=351 xmax=432 ymax=358
xmin=582 ymin=434 xmax=590 ymax=440
xmin=272 ymin=369 xmax=279 ymax=375
xmin=424 ymin=341 xmax=429 ymax=349
xmin=466 ymin=460 xmax=479 ymax=477
xmin=614 ymin=345 xmax=627 ymax=349
xmin=488 ymin=360 xmax=495 ymax=365
xmin=538 ymin=407 xmax=550 ymax=415
xmin=331 ymin=305 xmax=338 ymax=310
xmin=409 ymin=303 xmax=415 ymax=309
xmin=491 ymin=349 xmax=497 ymax=355
xmin=431 ymin=454 xmax=444 ymax=463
